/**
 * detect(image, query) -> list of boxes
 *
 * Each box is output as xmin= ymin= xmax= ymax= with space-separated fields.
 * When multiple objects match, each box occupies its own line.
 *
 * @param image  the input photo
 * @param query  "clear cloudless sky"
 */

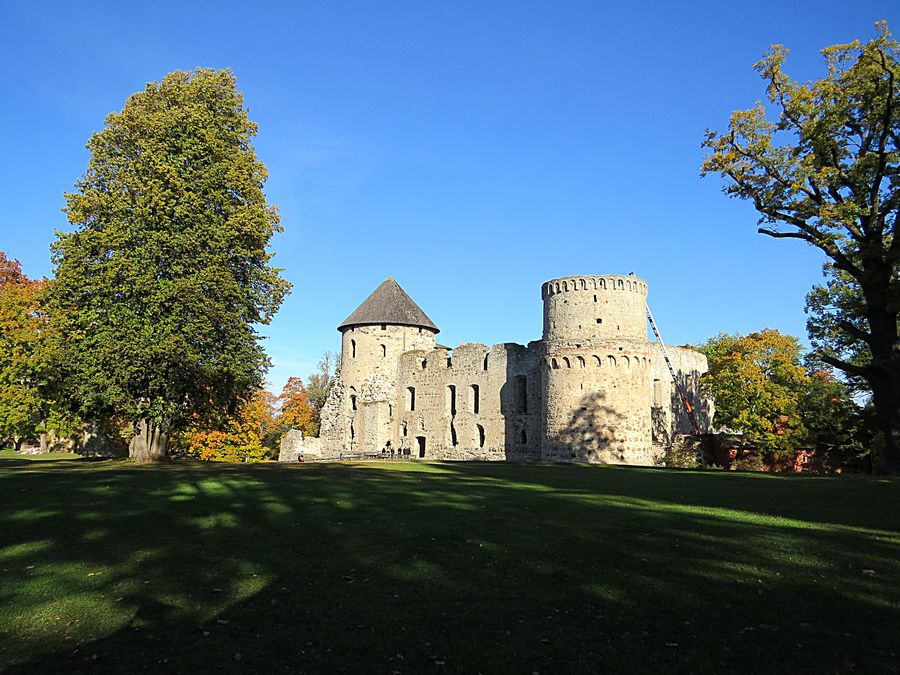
xmin=1 ymin=1 xmax=898 ymax=392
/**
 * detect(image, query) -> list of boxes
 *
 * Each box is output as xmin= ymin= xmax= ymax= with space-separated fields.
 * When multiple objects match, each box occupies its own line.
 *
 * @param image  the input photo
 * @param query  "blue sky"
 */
xmin=1 ymin=1 xmax=897 ymax=392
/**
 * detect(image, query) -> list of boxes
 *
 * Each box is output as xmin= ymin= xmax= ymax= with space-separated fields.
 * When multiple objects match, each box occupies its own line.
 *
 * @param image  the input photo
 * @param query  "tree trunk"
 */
xmin=869 ymin=373 xmax=900 ymax=474
xmin=855 ymin=270 xmax=900 ymax=474
xmin=129 ymin=419 xmax=169 ymax=463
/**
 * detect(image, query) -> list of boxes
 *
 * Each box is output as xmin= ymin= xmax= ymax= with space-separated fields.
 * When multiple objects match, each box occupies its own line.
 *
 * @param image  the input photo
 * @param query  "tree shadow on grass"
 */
xmin=0 ymin=461 xmax=897 ymax=674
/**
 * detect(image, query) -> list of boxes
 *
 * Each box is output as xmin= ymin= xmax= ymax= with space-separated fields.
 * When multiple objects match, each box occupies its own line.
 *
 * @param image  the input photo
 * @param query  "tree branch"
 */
xmin=837 ymin=319 xmax=872 ymax=344
xmin=820 ymin=354 xmax=870 ymax=378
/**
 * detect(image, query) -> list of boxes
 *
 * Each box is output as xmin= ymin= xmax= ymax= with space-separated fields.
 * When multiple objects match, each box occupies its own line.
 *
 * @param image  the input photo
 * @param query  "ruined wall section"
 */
xmin=542 ymin=275 xmax=652 ymax=464
xmin=396 ymin=342 xmax=542 ymax=461
xmin=649 ymin=344 xmax=713 ymax=449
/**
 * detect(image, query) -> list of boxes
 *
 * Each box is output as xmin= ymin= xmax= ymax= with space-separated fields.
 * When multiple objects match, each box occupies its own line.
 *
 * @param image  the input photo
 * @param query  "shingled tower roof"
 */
xmin=338 ymin=277 xmax=439 ymax=333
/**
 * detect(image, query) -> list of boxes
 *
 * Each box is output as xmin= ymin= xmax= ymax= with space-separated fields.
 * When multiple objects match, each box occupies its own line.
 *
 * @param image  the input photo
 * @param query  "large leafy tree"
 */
xmin=48 ymin=69 xmax=291 ymax=462
xmin=702 ymin=23 xmax=900 ymax=472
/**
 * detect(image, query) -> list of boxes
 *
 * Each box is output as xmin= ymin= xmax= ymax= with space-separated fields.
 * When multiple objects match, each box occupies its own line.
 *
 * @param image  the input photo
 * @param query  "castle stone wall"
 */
xmin=395 ymin=342 xmax=543 ymax=461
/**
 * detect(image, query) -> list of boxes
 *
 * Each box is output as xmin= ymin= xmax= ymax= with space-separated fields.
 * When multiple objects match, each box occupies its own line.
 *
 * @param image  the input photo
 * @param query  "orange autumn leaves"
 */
xmin=181 ymin=377 xmax=319 ymax=462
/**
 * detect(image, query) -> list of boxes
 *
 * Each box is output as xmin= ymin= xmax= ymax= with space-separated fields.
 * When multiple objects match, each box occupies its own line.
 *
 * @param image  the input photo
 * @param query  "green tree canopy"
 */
xmin=699 ymin=330 xmax=810 ymax=457
xmin=701 ymin=22 xmax=900 ymax=472
xmin=48 ymin=68 xmax=291 ymax=462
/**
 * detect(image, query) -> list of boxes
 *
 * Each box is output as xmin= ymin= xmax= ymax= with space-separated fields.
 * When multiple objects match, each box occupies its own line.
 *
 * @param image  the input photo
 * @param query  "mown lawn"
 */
xmin=0 ymin=458 xmax=897 ymax=674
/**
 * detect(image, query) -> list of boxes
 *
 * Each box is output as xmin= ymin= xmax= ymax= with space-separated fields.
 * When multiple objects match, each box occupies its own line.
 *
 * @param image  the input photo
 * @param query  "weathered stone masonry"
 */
xmin=280 ymin=274 xmax=712 ymax=464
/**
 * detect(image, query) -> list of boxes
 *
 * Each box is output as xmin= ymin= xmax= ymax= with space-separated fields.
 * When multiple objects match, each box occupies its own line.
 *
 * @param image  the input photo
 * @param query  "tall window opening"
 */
xmin=470 ymin=384 xmax=480 ymax=414
xmin=450 ymin=423 xmax=458 ymax=447
xmin=477 ymin=424 xmax=485 ymax=448
xmin=350 ymin=339 xmax=356 ymax=358
xmin=516 ymin=375 xmax=528 ymax=413
xmin=406 ymin=387 xmax=416 ymax=411
xmin=447 ymin=385 xmax=457 ymax=416
xmin=483 ymin=354 xmax=489 ymax=371
xmin=381 ymin=344 xmax=387 ymax=357
xmin=520 ymin=428 xmax=527 ymax=445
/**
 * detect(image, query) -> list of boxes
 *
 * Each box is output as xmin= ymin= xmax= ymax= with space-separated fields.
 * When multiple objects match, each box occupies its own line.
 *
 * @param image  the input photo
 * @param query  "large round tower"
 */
xmin=334 ymin=277 xmax=438 ymax=452
xmin=541 ymin=274 xmax=652 ymax=464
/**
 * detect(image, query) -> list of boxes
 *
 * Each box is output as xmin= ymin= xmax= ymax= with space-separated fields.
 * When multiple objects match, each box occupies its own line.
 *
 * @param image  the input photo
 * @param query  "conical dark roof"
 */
xmin=338 ymin=277 xmax=439 ymax=333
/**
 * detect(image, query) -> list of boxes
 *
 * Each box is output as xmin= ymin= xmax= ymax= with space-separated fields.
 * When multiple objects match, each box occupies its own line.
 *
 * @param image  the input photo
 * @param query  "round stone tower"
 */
xmin=541 ymin=274 xmax=652 ymax=464
xmin=335 ymin=277 xmax=438 ymax=452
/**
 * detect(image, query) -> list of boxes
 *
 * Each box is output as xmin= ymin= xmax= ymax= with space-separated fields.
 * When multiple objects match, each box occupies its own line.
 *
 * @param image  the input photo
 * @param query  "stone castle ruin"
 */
xmin=280 ymin=274 xmax=712 ymax=464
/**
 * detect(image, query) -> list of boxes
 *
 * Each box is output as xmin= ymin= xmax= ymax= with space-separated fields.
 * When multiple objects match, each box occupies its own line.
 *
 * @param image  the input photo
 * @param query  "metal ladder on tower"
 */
xmin=646 ymin=303 xmax=703 ymax=438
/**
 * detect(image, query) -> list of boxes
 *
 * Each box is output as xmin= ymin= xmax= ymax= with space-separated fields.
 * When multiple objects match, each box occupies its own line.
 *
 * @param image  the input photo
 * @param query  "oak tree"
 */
xmin=48 ymin=69 xmax=291 ymax=462
xmin=702 ymin=23 xmax=900 ymax=472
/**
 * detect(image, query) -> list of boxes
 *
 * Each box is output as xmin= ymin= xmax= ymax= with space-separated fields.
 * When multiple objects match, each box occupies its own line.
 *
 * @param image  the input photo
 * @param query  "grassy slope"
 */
xmin=0 ymin=459 xmax=897 ymax=674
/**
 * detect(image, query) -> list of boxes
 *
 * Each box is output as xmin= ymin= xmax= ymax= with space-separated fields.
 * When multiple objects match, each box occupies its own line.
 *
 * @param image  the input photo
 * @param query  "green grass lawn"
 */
xmin=0 ymin=458 xmax=897 ymax=674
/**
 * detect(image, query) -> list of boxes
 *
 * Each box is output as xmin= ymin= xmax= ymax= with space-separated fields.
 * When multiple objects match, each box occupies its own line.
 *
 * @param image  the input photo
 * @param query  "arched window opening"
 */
xmin=406 ymin=387 xmax=416 ymax=411
xmin=593 ymin=355 xmax=602 ymax=367
xmin=580 ymin=279 xmax=586 ymax=289
xmin=470 ymin=384 xmax=480 ymax=414
xmin=381 ymin=344 xmax=387 ymax=358
xmin=562 ymin=357 xmax=571 ymax=368
xmin=447 ymin=385 xmax=457 ymax=416
xmin=483 ymin=353 xmax=489 ymax=371
xmin=350 ymin=339 xmax=356 ymax=358
xmin=577 ymin=356 xmax=585 ymax=369
xmin=551 ymin=358 xmax=559 ymax=369
xmin=477 ymin=424 xmax=486 ymax=448
xmin=350 ymin=394 xmax=357 ymax=411
xmin=608 ymin=355 xmax=617 ymax=367
xmin=623 ymin=355 xmax=630 ymax=367
xmin=421 ymin=358 xmax=427 ymax=369
xmin=401 ymin=421 xmax=408 ymax=437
